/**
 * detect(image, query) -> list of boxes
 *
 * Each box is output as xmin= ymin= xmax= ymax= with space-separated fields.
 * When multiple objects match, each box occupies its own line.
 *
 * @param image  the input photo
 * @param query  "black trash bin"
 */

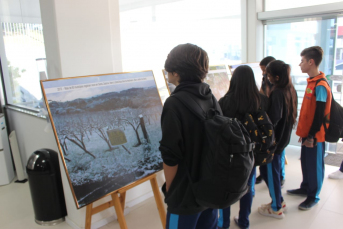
xmin=27 ymin=149 xmax=67 ymax=226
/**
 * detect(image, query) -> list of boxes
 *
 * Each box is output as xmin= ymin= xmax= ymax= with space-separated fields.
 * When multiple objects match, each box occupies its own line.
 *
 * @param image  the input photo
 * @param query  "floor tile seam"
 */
xmin=320 ymin=178 xmax=338 ymax=207
xmin=320 ymin=207 xmax=343 ymax=216
xmin=307 ymin=209 xmax=343 ymax=229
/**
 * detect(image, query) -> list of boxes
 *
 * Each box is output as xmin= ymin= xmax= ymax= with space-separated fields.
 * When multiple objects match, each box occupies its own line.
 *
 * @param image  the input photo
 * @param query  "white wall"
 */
xmin=41 ymin=0 xmax=117 ymax=80
xmin=6 ymin=109 xmax=58 ymax=175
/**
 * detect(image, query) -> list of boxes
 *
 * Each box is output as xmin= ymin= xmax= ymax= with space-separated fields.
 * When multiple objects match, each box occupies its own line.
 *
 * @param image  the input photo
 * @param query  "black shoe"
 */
xmin=234 ymin=216 xmax=249 ymax=229
xmin=281 ymin=179 xmax=285 ymax=188
xmin=255 ymin=175 xmax=263 ymax=184
xmin=298 ymin=197 xmax=318 ymax=210
xmin=287 ymin=188 xmax=307 ymax=196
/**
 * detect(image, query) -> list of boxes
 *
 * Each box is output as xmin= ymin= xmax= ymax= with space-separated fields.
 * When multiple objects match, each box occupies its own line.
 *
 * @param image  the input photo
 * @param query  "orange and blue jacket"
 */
xmin=296 ymin=72 xmax=332 ymax=142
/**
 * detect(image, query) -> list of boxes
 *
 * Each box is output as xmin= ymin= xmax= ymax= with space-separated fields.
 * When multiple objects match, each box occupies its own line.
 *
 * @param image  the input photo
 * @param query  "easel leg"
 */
xmin=119 ymin=192 xmax=126 ymax=211
xmin=150 ymin=176 xmax=166 ymax=229
xmin=112 ymin=193 xmax=128 ymax=229
xmin=85 ymin=203 xmax=93 ymax=229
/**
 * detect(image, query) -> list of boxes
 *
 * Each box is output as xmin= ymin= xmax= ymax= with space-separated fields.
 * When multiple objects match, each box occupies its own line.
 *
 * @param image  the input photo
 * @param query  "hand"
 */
xmin=302 ymin=138 xmax=314 ymax=148
xmin=298 ymin=137 xmax=302 ymax=143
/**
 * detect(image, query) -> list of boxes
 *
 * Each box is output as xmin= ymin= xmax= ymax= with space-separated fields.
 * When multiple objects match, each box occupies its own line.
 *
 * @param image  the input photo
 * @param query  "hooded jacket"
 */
xmin=159 ymin=82 xmax=214 ymax=215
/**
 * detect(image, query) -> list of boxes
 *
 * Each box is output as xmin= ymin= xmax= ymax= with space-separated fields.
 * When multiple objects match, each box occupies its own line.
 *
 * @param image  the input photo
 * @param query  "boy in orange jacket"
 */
xmin=287 ymin=46 xmax=332 ymax=210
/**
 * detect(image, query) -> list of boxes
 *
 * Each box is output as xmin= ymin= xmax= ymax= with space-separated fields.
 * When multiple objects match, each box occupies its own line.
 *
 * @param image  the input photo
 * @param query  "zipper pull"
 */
xmin=230 ymin=154 xmax=234 ymax=164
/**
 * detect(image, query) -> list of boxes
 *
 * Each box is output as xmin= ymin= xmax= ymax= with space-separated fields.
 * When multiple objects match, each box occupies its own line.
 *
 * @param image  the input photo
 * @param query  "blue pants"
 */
xmin=340 ymin=160 xmax=343 ymax=172
xmin=280 ymin=149 xmax=286 ymax=180
xmin=260 ymin=153 xmax=284 ymax=211
xmin=300 ymin=141 xmax=325 ymax=202
xmin=218 ymin=167 xmax=256 ymax=229
xmin=166 ymin=208 xmax=218 ymax=229
xmin=254 ymin=149 xmax=285 ymax=194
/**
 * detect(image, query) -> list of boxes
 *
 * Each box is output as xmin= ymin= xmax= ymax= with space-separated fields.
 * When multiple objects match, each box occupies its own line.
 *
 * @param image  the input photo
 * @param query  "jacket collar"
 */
xmin=307 ymin=71 xmax=326 ymax=83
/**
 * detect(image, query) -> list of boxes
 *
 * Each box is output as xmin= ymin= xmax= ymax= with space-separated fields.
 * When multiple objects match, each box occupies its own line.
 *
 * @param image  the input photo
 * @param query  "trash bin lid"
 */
xmin=27 ymin=150 xmax=51 ymax=171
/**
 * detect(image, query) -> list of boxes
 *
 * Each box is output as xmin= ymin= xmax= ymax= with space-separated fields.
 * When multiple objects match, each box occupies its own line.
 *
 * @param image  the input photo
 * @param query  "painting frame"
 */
xmin=41 ymin=70 xmax=164 ymax=209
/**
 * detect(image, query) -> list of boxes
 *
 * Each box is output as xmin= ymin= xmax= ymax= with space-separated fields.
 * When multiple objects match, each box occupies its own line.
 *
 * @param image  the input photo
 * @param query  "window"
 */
xmin=265 ymin=18 xmax=336 ymax=109
xmin=265 ymin=16 xmax=343 ymax=153
xmin=265 ymin=0 xmax=343 ymax=11
xmin=119 ymin=0 xmax=241 ymax=89
xmin=0 ymin=0 xmax=46 ymax=109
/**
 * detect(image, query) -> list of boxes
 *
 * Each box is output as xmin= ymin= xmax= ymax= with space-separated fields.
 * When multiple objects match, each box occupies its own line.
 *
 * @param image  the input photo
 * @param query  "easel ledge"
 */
xmin=85 ymin=173 xmax=166 ymax=229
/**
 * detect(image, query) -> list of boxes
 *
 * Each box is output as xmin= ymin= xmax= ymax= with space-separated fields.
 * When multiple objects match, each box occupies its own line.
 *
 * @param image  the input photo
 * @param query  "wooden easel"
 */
xmin=85 ymin=173 xmax=166 ymax=229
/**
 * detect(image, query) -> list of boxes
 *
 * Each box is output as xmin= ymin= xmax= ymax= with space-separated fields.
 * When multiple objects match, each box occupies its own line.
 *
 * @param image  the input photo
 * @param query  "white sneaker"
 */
xmin=328 ymin=170 xmax=343 ymax=179
xmin=261 ymin=201 xmax=287 ymax=213
xmin=258 ymin=204 xmax=285 ymax=219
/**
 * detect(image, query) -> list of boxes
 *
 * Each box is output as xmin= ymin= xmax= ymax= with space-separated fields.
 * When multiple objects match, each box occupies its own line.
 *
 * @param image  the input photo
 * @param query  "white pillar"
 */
xmin=242 ymin=0 xmax=264 ymax=63
xmin=40 ymin=0 xmax=122 ymax=80
xmin=39 ymin=0 xmax=123 ymax=228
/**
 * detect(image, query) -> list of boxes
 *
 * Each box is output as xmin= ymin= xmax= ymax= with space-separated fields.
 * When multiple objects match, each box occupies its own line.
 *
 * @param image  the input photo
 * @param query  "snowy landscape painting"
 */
xmin=41 ymin=71 xmax=163 ymax=208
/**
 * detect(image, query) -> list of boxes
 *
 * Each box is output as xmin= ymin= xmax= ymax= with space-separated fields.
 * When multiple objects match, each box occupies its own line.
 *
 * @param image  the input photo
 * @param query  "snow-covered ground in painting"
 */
xmin=47 ymin=85 xmax=163 ymax=206
xmin=57 ymin=110 xmax=162 ymax=185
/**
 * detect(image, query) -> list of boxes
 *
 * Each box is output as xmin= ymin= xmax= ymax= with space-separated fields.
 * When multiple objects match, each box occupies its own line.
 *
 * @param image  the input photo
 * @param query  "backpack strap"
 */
xmin=171 ymin=91 xmax=222 ymax=121
xmin=314 ymin=78 xmax=333 ymax=132
xmin=314 ymin=78 xmax=329 ymax=96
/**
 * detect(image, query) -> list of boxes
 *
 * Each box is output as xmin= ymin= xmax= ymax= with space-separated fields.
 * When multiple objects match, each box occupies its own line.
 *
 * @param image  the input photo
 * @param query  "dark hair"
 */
xmin=260 ymin=56 xmax=276 ymax=66
xmin=260 ymin=56 xmax=276 ymax=97
xmin=226 ymin=65 xmax=260 ymax=114
xmin=300 ymin=46 xmax=324 ymax=66
xmin=164 ymin=43 xmax=209 ymax=83
xmin=266 ymin=60 xmax=298 ymax=127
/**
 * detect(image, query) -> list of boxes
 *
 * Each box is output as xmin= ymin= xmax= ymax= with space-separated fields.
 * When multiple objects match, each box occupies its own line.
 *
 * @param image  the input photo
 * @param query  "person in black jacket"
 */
xmin=217 ymin=65 xmax=269 ymax=229
xmin=256 ymin=56 xmax=287 ymax=188
xmin=258 ymin=60 xmax=298 ymax=219
xmin=159 ymin=43 xmax=218 ymax=229
xmin=256 ymin=56 xmax=276 ymax=185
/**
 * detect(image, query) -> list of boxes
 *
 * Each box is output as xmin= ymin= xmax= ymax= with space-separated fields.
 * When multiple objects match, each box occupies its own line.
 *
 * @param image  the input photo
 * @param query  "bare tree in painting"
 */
xmin=120 ymin=109 xmax=143 ymax=147
xmin=88 ymin=112 xmax=114 ymax=151
xmin=54 ymin=116 xmax=71 ymax=162
xmin=65 ymin=116 xmax=96 ymax=159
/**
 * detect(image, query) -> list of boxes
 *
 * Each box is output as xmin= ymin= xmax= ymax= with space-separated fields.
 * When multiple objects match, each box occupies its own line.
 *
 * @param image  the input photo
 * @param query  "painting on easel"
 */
xmin=41 ymin=71 xmax=163 ymax=208
xmin=204 ymin=65 xmax=230 ymax=100
xmin=162 ymin=65 xmax=230 ymax=100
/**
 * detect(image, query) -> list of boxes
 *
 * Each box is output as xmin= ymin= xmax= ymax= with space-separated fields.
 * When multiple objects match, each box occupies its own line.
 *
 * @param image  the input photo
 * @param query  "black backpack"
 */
xmin=172 ymin=92 xmax=255 ymax=209
xmin=241 ymin=111 xmax=276 ymax=166
xmin=315 ymin=79 xmax=343 ymax=142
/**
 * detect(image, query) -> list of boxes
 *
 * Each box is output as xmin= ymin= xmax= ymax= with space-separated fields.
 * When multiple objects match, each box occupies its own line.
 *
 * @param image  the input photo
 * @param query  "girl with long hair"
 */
xmin=218 ymin=65 xmax=269 ymax=229
xmin=258 ymin=60 xmax=298 ymax=218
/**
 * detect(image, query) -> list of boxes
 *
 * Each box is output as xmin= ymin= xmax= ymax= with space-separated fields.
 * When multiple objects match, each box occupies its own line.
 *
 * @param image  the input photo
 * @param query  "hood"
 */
xmin=172 ymin=81 xmax=213 ymax=101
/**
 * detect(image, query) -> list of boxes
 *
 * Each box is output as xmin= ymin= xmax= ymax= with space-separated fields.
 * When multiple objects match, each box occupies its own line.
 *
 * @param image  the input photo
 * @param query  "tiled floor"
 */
xmin=1 ymin=145 xmax=342 ymax=229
